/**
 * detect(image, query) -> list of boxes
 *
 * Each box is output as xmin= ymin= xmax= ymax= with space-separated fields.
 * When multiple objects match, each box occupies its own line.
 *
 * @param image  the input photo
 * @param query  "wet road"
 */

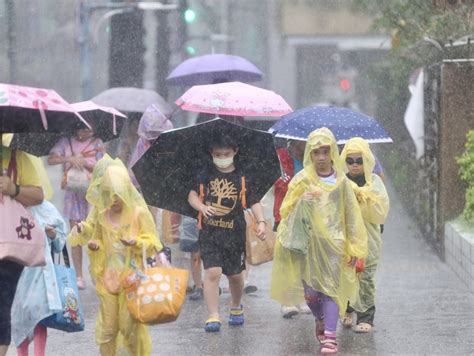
xmin=7 ymin=183 xmax=474 ymax=355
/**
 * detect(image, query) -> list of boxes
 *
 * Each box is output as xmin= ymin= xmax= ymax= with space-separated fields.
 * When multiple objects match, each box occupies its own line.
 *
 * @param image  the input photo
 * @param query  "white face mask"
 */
xmin=213 ymin=156 xmax=234 ymax=169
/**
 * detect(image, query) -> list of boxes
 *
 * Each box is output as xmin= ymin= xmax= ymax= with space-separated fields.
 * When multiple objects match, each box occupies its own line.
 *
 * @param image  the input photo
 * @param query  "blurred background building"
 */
xmin=0 ymin=0 xmax=388 ymax=117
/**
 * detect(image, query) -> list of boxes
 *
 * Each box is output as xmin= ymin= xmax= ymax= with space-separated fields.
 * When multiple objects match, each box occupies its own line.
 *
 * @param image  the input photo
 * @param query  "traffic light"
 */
xmin=186 ymin=45 xmax=196 ymax=55
xmin=184 ymin=7 xmax=196 ymax=24
xmin=339 ymin=79 xmax=351 ymax=92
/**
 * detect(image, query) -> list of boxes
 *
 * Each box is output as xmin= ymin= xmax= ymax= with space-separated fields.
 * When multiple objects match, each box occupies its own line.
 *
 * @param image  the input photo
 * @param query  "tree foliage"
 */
xmin=353 ymin=0 xmax=473 ymax=63
xmin=351 ymin=0 xmax=473 ymax=223
xmin=457 ymin=131 xmax=474 ymax=222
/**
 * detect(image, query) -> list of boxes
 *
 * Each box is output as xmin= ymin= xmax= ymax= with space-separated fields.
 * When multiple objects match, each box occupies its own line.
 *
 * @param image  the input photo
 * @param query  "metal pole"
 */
xmin=80 ymin=2 xmax=178 ymax=99
xmin=79 ymin=1 xmax=92 ymax=99
xmin=6 ymin=0 xmax=17 ymax=84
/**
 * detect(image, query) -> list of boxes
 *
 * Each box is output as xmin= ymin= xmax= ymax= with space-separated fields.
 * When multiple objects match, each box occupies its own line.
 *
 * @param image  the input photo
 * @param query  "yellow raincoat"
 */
xmin=341 ymin=138 xmax=389 ymax=313
xmin=69 ymin=155 xmax=162 ymax=356
xmin=270 ymin=128 xmax=368 ymax=317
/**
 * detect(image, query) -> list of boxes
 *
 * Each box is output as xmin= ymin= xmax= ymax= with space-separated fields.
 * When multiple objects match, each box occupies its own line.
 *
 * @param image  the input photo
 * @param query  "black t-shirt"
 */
xmin=194 ymin=166 xmax=258 ymax=240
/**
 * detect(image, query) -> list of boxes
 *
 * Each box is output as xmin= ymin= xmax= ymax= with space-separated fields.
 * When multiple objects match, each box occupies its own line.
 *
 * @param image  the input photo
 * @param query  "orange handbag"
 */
xmin=123 ymin=248 xmax=188 ymax=325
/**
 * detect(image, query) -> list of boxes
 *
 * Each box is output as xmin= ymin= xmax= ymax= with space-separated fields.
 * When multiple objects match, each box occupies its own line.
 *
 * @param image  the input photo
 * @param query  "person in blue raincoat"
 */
xmin=11 ymin=198 xmax=68 ymax=356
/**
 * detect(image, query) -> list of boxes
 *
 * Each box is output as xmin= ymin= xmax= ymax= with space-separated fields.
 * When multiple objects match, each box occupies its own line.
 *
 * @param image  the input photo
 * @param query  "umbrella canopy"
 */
xmin=176 ymin=82 xmax=292 ymax=118
xmin=166 ymin=53 xmax=263 ymax=86
xmin=92 ymin=87 xmax=173 ymax=116
xmin=0 ymin=83 xmax=90 ymax=133
xmin=269 ymin=106 xmax=393 ymax=144
xmin=132 ymin=118 xmax=280 ymax=217
xmin=8 ymin=101 xmax=127 ymax=157
xmin=72 ymin=101 xmax=126 ymax=141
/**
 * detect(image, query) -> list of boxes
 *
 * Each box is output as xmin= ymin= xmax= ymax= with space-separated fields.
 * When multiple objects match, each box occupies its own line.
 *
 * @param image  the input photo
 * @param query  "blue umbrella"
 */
xmin=269 ymin=106 xmax=392 ymax=143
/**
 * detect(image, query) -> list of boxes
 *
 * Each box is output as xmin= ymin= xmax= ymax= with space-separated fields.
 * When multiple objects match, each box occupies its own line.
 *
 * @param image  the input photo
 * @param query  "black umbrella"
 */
xmin=0 ymin=83 xmax=91 ymax=173
xmin=132 ymin=118 xmax=281 ymax=217
xmin=8 ymin=101 xmax=127 ymax=157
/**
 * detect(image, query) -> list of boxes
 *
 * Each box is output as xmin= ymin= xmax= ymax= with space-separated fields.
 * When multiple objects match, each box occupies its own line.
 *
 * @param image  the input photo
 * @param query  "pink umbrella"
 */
xmin=0 ymin=83 xmax=90 ymax=132
xmin=72 ymin=100 xmax=126 ymax=137
xmin=175 ymin=81 xmax=292 ymax=117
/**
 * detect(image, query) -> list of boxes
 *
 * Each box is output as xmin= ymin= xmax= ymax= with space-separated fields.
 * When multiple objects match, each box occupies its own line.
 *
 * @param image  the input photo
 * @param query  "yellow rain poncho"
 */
xmin=69 ymin=155 xmax=162 ymax=356
xmin=340 ymin=138 xmax=389 ymax=313
xmin=270 ymin=128 xmax=368 ymax=317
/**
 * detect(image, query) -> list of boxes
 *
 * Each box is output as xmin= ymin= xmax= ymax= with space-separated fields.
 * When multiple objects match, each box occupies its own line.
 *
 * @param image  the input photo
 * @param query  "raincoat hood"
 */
xmin=340 ymin=137 xmax=375 ymax=185
xmin=271 ymin=128 xmax=368 ymax=316
xmin=86 ymin=154 xmax=152 ymax=229
xmin=137 ymin=104 xmax=173 ymax=141
xmin=303 ymin=127 xmax=344 ymax=185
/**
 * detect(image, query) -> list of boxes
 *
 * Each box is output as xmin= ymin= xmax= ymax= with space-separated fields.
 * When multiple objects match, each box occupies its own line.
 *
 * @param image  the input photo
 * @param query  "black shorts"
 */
xmin=199 ymin=233 xmax=246 ymax=276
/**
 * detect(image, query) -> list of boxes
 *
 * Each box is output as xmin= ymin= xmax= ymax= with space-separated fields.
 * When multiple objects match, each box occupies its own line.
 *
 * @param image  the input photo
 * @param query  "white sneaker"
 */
xmin=297 ymin=303 xmax=312 ymax=314
xmin=281 ymin=305 xmax=299 ymax=319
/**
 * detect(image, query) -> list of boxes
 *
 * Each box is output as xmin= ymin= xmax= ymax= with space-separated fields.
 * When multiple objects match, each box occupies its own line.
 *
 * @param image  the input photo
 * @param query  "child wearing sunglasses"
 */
xmin=340 ymin=138 xmax=390 ymax=333
xmin=271 ymin=128 xmax=367 ymax=354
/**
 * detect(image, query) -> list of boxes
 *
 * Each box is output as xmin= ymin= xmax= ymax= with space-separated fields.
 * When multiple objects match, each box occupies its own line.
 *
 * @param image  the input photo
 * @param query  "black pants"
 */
xmin=346 ymin=303 xmax=376 ymax=326
xmin=0 ymin=260 xmax=24 ymax=345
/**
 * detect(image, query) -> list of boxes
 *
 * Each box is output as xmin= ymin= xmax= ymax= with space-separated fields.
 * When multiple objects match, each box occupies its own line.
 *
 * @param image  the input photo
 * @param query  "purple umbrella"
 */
xmin=166 ymin=54 xmax=263 ymax=86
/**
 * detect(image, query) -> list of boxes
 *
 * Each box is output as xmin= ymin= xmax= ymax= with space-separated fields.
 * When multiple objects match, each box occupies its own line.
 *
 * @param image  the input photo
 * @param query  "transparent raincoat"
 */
xmin=340 ymin=138 xmax=390 ymax=313
xmin=270 ymin=128 xmax=368 ymax=317
xmin=69 ymin=155 xmax=162 ymax=355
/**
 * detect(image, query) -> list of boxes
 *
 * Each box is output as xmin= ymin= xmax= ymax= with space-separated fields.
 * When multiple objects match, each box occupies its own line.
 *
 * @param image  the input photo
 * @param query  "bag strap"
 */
xmin=68 ymin=137 xmax=74 ymax=155
xmin=197 ymin=182 xmax=205 ymax=230
xmin=240 ymin=176 xmax=247 ymax=209
xmin=50 ymin=243 xmax=71 ymax=268
xmin=6 ymin=150 xmax=18 ymax=183
xmin=62 ymin=245 xmax=71 ymax=268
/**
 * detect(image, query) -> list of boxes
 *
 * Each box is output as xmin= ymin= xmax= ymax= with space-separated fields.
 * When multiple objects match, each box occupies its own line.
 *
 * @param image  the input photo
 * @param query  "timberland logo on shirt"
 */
xmin=208 ymin=178 xmax=238 ymax=216
xmin=206 ymin=218 xmax=234 ymax=229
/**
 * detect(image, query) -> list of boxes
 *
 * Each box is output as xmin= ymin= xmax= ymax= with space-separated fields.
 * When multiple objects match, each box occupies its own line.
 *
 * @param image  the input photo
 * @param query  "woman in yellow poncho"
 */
xmin=270 ymin=128 xmax=367 ymax=355
xmin=69 ymin=155 xmax=164 ymax=356
xmin=340 ymin=138 xmax=389 ymax=333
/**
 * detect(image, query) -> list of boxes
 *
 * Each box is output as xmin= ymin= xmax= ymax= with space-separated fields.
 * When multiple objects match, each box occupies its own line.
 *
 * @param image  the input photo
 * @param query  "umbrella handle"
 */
xmin=39 ymin=104 xmax=48 ymax=130
xmin=113 ymin=114 xmax=117 ymax=136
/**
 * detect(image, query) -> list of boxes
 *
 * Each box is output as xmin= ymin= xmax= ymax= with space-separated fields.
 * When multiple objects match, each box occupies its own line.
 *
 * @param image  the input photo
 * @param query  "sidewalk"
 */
xmin=7 ymin=183 xmax=474 ymax=355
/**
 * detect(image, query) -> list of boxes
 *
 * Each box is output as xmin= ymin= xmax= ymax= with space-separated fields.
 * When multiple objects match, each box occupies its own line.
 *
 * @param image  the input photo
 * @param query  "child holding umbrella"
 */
xmin=188 ymin=133 xmax=266 ymax=332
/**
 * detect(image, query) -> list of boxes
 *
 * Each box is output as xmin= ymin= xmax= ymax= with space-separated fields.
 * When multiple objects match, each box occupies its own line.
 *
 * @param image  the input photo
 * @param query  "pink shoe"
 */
xmin=320 ymin=339 xmax=338 ymax=354
xmin=76 ymin=277 xmax=86 ymax=290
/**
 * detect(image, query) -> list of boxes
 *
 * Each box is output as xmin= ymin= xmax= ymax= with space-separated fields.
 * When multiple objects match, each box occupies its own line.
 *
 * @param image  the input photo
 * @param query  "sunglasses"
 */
xmin=346 ymin=157 xmax=363 ymax=165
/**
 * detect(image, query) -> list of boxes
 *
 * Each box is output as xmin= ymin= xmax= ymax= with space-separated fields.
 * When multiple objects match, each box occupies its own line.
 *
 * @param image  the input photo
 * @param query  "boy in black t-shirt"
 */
xmin=188 ymin=134 xmax=266 ymax=332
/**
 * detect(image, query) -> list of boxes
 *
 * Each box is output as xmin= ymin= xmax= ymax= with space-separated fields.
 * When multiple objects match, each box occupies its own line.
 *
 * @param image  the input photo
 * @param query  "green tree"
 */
xmin=351 ymin=0 xmax=473 ymax=223
xmin=457 ymin=131 xmax=474 ymax=222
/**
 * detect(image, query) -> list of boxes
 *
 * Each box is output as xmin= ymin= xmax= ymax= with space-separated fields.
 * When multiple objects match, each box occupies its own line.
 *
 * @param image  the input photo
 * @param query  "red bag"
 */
xmin=0 ymin=151 xmax=46 ymax=266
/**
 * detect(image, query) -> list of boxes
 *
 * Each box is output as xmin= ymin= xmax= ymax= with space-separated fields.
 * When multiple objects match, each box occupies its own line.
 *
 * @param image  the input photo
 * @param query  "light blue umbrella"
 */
xmin=269 ymin=106 xmax=392 ymax=143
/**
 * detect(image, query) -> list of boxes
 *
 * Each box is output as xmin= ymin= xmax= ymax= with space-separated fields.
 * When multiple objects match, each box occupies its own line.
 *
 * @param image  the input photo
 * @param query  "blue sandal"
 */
xmin=228 ymin=305 xmax=245 ymax=326
xmin=204 ymin=317 xmax=221 ymax=332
